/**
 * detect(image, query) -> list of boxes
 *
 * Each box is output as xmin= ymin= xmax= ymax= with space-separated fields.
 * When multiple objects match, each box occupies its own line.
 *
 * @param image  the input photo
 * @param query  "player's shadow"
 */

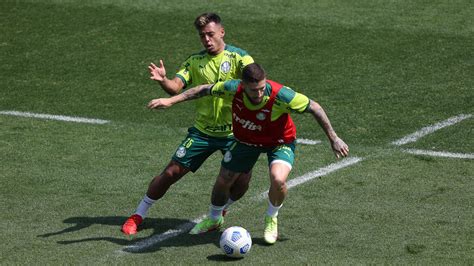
xmin=37 ymin=216 xmax=222 ymax=253
xmin=38 ymin=216 xmax=131 ymax=238
xmin=207 ymin=254 xmax=245 ymax=262
xmin=252 ymin=236 xmax=289 ymax=246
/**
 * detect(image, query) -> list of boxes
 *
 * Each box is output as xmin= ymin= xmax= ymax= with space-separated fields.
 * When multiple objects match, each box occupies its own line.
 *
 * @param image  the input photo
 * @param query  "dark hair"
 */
xmin=194 ymin=13 xmax=222 ymax=30
xmin=242 ymin=63 xmax=266 ymax=83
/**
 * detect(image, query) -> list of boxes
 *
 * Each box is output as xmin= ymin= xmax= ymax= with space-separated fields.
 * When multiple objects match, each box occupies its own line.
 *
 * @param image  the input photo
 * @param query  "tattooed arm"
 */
xmin=147 ymin=84 xmax=213 ymax=109
xmin=306 ymin=100 xmax=350 ymax=158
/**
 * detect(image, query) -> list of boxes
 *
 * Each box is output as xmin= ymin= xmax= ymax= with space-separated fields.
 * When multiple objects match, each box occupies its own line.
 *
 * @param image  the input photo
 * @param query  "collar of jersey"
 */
xmin=206 ymin=46 xmax=226 ymax=59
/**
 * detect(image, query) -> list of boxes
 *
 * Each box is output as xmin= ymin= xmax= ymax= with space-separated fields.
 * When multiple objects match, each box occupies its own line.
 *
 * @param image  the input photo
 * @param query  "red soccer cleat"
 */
xmin=121 ymin=214 xmax=143 ymax=235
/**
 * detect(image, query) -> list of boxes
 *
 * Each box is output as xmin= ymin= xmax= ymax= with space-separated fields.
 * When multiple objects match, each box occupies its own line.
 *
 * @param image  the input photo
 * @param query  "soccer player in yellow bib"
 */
xmin=122 ymin=13 xmax=254 ymax=235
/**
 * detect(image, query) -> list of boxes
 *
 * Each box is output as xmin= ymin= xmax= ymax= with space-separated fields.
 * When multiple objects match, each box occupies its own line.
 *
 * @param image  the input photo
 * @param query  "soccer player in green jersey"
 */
xmin=148 ymin=63 xmax=349 ymax=244
xmin=122 ymin=13 xmax=254 ymax=235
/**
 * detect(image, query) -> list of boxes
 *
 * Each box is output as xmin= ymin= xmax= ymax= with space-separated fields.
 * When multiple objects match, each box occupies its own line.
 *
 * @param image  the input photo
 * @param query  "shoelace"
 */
xmin=201 ymin=218 xmax=221 ymax=228
xmin=264 ymin=218 xmax=277 ymax=232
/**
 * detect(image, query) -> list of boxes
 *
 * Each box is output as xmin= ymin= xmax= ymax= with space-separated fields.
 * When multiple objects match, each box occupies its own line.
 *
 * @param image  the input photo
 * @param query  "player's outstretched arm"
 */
xmin=149 ymin=60 xmax=185 ymax=95
xmin=147 ymin=84 xmax=213 ymax=109
xmin=306 ymin=100 xmax=349 ymax=158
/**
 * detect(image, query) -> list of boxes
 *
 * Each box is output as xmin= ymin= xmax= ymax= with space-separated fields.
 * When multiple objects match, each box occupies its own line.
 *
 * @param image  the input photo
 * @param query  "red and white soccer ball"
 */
xmin=219 ymin=226 xmax=252 ymax=258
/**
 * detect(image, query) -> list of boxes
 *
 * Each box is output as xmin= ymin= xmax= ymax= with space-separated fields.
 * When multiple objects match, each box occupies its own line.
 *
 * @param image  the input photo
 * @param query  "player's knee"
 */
xmin=271 ymin=178 xmax=287 ymax=192
xmin=161 ymin=162 xmax=188 ymax=181
xmin=158 ymin=171 xmax=177 ymax=186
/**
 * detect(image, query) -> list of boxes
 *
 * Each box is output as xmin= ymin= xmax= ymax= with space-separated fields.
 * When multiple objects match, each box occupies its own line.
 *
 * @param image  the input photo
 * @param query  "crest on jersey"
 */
xmin=175 ymin=146 xmax=186 ymax=158
xmin=256 ymin=112 xmax=266 ymax=121
xmin=220 ymin=61 xmax=231 ymax=73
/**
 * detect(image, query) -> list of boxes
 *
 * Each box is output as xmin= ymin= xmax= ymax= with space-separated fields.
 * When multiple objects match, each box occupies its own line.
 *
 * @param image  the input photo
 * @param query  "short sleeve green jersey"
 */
xmin=211 ymin=80 xmax=311 ymax=121
xmin=175 ymin=45 xmax=254 ymax=137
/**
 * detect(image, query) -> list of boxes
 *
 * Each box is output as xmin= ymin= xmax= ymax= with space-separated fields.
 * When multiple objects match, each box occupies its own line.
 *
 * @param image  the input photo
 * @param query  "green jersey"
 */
xmin=176 ymin=45 xmax=254 ymax=137
xmin=211 ymin=80 xmax=311 ymax=121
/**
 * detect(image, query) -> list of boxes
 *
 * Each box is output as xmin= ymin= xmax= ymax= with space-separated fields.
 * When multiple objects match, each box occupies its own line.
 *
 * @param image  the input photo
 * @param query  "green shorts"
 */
xmin=221 ymin=141 xmax=296 ymax=173
xmin=172 ymin=127 xmax=234 ymax=172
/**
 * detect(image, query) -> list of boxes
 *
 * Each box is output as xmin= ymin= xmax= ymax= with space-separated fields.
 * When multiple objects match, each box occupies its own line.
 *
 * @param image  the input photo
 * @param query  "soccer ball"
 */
xmin=219 ymin=226 xmax=252 ymax=258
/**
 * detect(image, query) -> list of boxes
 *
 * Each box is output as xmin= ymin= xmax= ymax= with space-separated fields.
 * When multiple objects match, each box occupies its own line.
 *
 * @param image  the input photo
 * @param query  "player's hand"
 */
xmin=147 ymin=98 xmax=173 ymax=109
xmin=331 ymin=137 xmax=349 ymax=159
xmin=149 ymin=60 xmax=166 ymax=82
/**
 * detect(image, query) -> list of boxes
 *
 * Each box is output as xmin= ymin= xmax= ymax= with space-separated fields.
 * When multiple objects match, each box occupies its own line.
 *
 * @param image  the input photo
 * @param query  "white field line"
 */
xmin=296 ymin=138 xmax=321 ymax=145
xmin=0 ymin=110 xmax=110 ymax=124
xmin=257 ymin=157 xmax=363 ymax=200
xmin=403 ymin=149 xmax=474 ymax=159
xmin=120 ymin=156 xmax=363 ymax=253
xmin=391 ymin=114 xmax=472 ymax=146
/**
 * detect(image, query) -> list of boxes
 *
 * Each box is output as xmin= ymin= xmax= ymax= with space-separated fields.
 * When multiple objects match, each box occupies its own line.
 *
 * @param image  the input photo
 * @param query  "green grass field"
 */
xmin=1 ymin=0 xmax=473 ymax=264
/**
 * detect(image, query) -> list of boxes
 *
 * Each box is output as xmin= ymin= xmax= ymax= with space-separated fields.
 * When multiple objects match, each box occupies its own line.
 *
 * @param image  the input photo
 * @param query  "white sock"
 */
xmin=209 ymin=204 xmax=225 ymax=220
xmin=266 ymin=200 xmax=282 ymax=218
xmin=223 ymin=198 xmax=235 ymax=211
xmin=134 ymin=195 xmax=156 ymax=218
